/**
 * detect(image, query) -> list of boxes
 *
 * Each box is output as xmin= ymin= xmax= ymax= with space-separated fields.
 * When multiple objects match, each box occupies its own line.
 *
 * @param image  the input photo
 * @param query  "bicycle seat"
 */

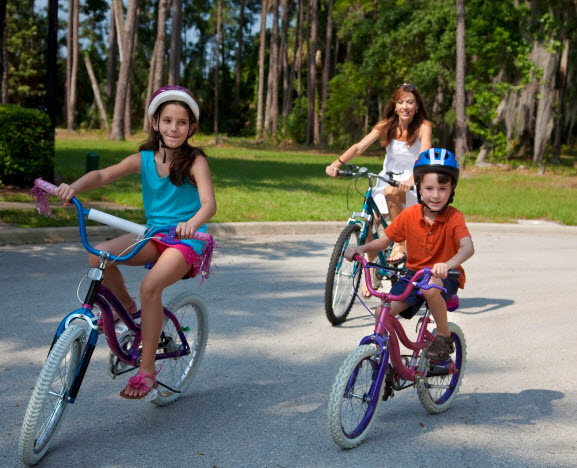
xmin=446 ymin=294 xmax=459 ymax=312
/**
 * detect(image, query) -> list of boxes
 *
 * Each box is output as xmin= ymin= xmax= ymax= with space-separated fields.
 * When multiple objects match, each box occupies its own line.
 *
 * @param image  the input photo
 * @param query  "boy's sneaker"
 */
xmin=426 ymin=335 xmax=455 ymax=361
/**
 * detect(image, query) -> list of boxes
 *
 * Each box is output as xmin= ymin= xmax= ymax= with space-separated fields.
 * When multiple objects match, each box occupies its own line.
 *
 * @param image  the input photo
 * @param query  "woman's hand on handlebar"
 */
xmin=325 ymin=162 xmax=341 ymax=178
xmin=397 ymin=175 xmax=415 ymax=192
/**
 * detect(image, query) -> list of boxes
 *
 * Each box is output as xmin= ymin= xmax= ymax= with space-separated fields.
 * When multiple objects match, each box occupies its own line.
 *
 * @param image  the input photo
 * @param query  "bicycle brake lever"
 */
xmin=416 ymin=267 xmax=447 ymax=294
xmin=161 ymin=226 xmax=183 ymax=245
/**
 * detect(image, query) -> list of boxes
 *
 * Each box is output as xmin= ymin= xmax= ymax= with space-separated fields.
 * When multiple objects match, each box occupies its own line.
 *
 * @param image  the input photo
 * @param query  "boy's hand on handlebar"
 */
xmin=56 ymin=183 xmax=77 ymax=206
xmin=432 ymin=263 xmax=450 ymax=279
xmin=344 ymin=245 xmax=363 ymax=262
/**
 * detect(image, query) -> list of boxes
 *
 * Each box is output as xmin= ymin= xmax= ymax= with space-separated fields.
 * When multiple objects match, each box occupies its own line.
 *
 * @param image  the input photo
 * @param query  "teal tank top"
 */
xmin=141 ymin=150 xmax=206 ymax=253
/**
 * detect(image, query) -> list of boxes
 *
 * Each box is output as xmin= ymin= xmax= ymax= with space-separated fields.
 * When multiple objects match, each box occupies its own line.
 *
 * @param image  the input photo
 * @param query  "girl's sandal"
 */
xmin=119 ymin=369 xmax=160 ymax=400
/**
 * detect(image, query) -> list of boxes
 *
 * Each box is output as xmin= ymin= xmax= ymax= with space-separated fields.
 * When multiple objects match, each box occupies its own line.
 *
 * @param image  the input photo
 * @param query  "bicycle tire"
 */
xmin=151 ymin=293 xmax=209 ymax=406
xmin=324 ymin=224 xmax=363 ymax=325
xmin=328 ymin=344 xmax=386 ymax=449
xmin=417 ymin=322 xmax=467 ymax=414
xmin=19 ymin=324 xmax=87 ymax=465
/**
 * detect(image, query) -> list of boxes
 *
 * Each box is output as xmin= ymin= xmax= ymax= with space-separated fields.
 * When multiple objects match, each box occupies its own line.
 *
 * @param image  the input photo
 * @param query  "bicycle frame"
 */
xmin=33 ymin=180 xmax=207 ymax=403
xmin=350 ymin=259 xmax=459 ymax=407
xmin=346 ymin=176 xmax=393 ymax=279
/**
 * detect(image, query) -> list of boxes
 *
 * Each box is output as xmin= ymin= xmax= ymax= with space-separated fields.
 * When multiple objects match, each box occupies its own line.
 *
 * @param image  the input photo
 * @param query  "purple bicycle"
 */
xmin=19 ymin=179 xmax=212 ymax=465
xmin=328 ymin=255 xmax=467 ymax=449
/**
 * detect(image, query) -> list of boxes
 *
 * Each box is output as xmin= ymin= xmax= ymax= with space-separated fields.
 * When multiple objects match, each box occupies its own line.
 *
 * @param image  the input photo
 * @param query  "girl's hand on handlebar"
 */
xmin=176 ymin=221 xmax=199 ymax=240
xmin=344 ymin=245 xmax=363 ymax=262
xmin=56 ymin=183 xmax=77 ymax=206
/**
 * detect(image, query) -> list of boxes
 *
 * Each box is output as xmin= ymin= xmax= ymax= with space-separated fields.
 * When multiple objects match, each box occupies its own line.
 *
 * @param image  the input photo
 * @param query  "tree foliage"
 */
xmin=1 ymin=0 xmax=577 ymax=165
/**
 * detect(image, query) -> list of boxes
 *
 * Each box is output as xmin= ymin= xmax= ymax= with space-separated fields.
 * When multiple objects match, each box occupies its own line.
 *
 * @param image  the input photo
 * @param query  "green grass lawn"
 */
xmin=1 ymin=132 xmax=577 ymax=227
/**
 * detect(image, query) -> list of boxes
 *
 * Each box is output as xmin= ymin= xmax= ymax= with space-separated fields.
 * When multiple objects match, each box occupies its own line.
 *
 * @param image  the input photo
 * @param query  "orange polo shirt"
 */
xmin=384 ymin=204 xmax=471 ymax=288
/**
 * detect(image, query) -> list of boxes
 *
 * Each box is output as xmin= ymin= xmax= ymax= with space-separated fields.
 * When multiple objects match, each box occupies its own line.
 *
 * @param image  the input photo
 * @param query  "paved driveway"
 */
xmin=1 ymin=222 xmax=576 ymax=467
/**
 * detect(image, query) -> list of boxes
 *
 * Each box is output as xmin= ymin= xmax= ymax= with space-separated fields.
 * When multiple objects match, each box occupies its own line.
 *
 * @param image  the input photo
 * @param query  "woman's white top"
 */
xmin=372 ymin=138 xmax=421 ymax=217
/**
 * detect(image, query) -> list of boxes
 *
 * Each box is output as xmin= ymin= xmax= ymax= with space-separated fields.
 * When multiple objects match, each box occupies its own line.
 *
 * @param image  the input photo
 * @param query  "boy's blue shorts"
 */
xmin=389 ymin=272 xmax=460 ymax=320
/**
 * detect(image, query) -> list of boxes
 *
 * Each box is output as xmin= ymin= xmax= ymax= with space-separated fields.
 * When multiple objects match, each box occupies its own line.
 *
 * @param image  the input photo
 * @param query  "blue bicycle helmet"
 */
xmin=413 ymin=148 xmax=459 ymax=212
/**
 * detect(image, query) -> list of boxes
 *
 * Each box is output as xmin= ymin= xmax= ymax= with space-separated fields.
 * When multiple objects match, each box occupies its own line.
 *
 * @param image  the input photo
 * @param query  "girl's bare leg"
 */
xmin=122 ymin=248 xmax=190 ymax=397
xmin=88 ymin=234 xmax=158 ymax=312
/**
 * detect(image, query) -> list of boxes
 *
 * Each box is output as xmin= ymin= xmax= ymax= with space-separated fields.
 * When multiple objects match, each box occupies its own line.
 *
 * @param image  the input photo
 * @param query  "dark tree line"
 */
xmin=1 ymin=0 xmax=577 ymax=168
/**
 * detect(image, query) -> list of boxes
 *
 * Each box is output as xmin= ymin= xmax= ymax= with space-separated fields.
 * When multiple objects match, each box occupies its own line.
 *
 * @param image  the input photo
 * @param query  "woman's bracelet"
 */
xmin=338 ymin=158 xmax=346 ymax=165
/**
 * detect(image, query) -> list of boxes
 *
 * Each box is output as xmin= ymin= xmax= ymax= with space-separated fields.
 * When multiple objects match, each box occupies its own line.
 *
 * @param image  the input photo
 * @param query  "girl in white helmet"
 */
xmin=56 ymin=85 xmax=217 ymax=399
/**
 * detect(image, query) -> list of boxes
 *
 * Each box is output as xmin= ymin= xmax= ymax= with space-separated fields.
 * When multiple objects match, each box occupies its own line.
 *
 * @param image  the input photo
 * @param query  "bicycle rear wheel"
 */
xmin=19 ymin=324 xmax=87 ymax=465
xmin=324 ymin=224 xmax=362 ymax=325
xmin=151 ymin=293 xmax=209 ymax=406
xmin=328 ymin=344 xmax=386 ymax=449
xmin=417 ymin=323 xmax=467 ymax=414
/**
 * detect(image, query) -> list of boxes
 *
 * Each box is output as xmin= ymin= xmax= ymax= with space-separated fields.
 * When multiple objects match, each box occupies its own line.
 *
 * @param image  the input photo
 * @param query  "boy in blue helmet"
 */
xmin=345 ymin=148 xmax=474 ymax=361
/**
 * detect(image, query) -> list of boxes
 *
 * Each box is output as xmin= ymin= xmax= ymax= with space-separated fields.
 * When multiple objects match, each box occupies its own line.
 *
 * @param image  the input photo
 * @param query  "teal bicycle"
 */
xmin=324 ymin=164 xmax=407 ymax=325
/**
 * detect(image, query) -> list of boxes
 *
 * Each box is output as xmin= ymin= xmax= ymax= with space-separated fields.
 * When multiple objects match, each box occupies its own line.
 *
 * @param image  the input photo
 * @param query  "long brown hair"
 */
xmin=373 ymin=84 xmax=431 ymax=148
xmin=139 ymin=100 xmax=206 ymax=186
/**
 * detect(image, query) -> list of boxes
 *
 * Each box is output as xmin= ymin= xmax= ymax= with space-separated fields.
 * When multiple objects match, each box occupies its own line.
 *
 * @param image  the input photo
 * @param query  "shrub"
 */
xmin=0 ymin=105 xmax=54 ymax=187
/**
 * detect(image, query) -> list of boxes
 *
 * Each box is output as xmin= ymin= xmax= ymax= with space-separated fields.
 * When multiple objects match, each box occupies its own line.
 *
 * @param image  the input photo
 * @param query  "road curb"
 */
xmin=0 ymin=221 xmax=345 ymax=245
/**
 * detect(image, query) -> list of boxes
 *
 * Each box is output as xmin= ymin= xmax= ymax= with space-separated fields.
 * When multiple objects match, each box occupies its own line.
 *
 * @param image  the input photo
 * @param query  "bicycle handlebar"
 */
xmin=353 ymin=254 xmax=460 ymax=301
xmin=31 ymin=178 xmax=213 ymax=263
xmin=336 ymin=164 xmax=416 ymax=190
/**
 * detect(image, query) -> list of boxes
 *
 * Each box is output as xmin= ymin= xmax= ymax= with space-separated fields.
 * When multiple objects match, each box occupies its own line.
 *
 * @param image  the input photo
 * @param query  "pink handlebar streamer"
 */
xmin=191 ymin=231 xmax=217 ymax=280
xmin=30 ymin=178 xmax=57 ymax=217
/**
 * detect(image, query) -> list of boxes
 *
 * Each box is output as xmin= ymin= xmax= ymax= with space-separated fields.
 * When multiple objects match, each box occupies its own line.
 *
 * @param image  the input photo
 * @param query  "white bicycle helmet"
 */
xmin=147 ymin=85 xmax=200 ymax=122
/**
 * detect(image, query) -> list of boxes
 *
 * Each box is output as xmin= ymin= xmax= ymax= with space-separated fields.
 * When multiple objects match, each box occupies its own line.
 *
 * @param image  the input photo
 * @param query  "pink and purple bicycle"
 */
xmin=19 ymin=179 xmax=213 ymax=465
xmin=328 ymin=255 xmax=467 ymax=449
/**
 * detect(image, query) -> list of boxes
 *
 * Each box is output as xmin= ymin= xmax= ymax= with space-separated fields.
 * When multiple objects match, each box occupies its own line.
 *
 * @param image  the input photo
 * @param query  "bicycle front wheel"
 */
xmin=417 ymin=322 xmax=467 ymax=414
xmin=328 ymin=344 xmax=386 ymax=449
xmin=19 ymin=324 xmax=86 ymax=465
xmin=152 ymin=293 xmax=209 ymax=406
xmin=324 ymin=223 xmax=362 ymax=325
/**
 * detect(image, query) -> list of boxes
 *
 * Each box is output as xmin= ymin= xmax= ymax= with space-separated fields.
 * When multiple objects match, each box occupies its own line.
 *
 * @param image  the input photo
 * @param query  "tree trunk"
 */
xmin=256 ymin=0 xmax=267 ymax=139
xmin=113 ymin=0 xmax=124 ymax=62
xmin=152 ymin=0 xmax=169 ymax=92
xmin=454 ymin=0 xmax=467 ymax=165
xmin=532 ymin=41 xmax=557 ymax=168
xmin=279 ymin=0 xmax=290 ymax=120
xmin=214 ymin=0 xmax=222 ymax=134
xmin=83 ymin=53 xmax=109 ymax=131
xmin=168 ymin=0 xmax=183 ymax=85
xmin=106 ymin=1 xmax=117 ymax=102
xmin=144 ymin=0 xmax=169 ymax=133
xmin=320 ymin=0 xmax=333 ymax=147
xmin=289 ymin=0 xmax=303 ymax=118
xmin=552 ymin=38 xmax=569 ymax=164
xmin=265 ymin=0 xmax=279 ymax=134
xmin=0 ymin=0 xmax=6 ymax=99
xmin=234 ymin=0 xmax=245 ymax=112
xmin=1 ymin=0 xmax=7 ymax=103
xmin=306 ymin=0 xmax=317 ymax=146
xmin=66 ymin=0 xmax=79 ymax=131
xmin=110 ymin=0 xmax=139 ymax=141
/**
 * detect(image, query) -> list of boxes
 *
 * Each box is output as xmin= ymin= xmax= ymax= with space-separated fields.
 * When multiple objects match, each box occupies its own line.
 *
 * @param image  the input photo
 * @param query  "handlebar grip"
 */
xmin=448 ymin=269 xmax=461 ymax=279
xmin=34 ymin=178 xmax=58 ymax=195
xmin=337 ymin=170 xmax=352 ymax=177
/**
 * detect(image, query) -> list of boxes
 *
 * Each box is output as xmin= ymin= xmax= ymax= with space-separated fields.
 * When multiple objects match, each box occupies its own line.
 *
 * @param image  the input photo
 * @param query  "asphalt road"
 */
xmin=1 ymin=222 xmax=576 ymax=467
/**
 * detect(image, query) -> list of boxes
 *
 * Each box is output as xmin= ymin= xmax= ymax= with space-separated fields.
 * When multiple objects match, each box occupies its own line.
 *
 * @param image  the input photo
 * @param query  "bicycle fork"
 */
xmin=48 ymin=260 xmax=106 ymax=403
